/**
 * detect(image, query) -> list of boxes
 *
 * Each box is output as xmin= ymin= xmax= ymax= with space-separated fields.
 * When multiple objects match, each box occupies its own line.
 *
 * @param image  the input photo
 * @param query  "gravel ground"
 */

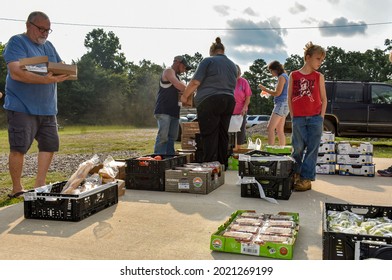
xmin=246 ymin=123 xmax=268 ymax=137
xmin=0 ymin=151 xmax=138 ymax=178
xmin=246 ymin=122 xmax=291 ymax=141
xmin=0 ymin=151 xmax=139 ymax=198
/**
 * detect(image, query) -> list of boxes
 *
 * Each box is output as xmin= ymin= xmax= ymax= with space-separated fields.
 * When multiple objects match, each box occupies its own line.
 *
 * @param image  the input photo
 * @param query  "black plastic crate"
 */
xmin=126 ymin=173 xmax=164 ymax=191
xmin=125 ymin=154 xmax=187 ymax=191
xmin=238 ymin=150 xmax=294 ymax=178
xmin=24 ymin=181 xmax=118 ymax=222
xmin=358 ymin=241 xmax=392 ymax=260
xmin=240 ymin=176 xmax=294 ymax=200
xmin=322 ymin=203 xmax=392 ymax=260
xmin=125 ymin=154 xmax=187 ymax=175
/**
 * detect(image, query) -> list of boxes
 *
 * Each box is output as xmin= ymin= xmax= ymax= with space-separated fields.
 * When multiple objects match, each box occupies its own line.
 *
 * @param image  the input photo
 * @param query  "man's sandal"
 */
xmin=7 ymin=191 xmax=26 ymax=199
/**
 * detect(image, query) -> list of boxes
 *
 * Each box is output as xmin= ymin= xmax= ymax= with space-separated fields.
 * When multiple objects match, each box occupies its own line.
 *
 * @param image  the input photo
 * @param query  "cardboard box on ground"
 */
xmin=19 ymin=56 xmax=77 ymax=80
xmin=165 ymin=164 xmax=225 ymax=194
xmin=210 ymin=210 xmax=299 ymax=259
xmin=181 ymin=122 xmax=200 ymax=150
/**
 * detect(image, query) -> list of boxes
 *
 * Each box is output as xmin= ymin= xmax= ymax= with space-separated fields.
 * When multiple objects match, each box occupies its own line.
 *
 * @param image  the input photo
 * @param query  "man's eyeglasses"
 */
xmin=29 ymin=21 xmax=52 ymax=34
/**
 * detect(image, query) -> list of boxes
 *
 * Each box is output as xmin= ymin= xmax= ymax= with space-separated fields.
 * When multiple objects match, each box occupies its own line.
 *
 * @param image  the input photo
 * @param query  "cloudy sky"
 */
xmin=1 ymin=0 xmax=391 ymax=72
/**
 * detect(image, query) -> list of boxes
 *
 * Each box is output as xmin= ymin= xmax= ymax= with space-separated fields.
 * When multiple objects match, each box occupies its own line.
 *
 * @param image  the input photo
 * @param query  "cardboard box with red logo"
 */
xmin=165 ymin=165 xmax=224 ymax=194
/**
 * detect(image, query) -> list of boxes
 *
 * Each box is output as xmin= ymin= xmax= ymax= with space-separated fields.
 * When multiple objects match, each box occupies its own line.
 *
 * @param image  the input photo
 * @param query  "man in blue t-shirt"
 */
xmin=3 ymin=11 xmax=69 ymax=198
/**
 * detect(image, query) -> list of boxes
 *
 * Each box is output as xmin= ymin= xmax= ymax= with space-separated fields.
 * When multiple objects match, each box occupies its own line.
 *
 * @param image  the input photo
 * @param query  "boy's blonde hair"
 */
xmin=303 ymin=41 xmax=326 ymax=60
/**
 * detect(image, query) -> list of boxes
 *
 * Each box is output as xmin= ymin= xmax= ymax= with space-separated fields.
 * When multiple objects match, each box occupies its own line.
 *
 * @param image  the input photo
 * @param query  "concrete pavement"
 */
xmin=0 ymin=157 xmax=391 ymax=260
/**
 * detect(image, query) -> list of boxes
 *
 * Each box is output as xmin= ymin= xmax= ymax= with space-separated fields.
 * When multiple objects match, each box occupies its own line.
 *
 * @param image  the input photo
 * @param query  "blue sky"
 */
xmin=1 ymin=0 xmax=391 ymax=72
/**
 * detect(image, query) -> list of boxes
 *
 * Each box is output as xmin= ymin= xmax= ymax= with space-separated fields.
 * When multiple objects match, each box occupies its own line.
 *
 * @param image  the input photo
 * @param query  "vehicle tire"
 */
xmin=323 ymin=119 xmax=336 ymax=135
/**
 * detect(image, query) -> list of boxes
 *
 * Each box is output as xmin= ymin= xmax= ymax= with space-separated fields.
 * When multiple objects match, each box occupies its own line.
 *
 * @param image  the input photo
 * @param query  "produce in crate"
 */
xmin=327 ymin=210 xmax=392 ymax=236
xmin=136 ymin=155 xmax=162 ymax=166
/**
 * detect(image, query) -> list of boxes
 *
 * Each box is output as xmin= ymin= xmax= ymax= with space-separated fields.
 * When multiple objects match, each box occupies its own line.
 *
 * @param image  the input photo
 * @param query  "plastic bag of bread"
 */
xmin=98 ymin=156 xmax=119 ymax=183
xmin=70 ymin=174 xmax=102 ymax=195
xmin=254 ymin=234 xmax=292 ymax=244
xmin=61 ymin=154 xmax=100 ymax=194
xmin=222 ymin=231 xmax=254 ymax=242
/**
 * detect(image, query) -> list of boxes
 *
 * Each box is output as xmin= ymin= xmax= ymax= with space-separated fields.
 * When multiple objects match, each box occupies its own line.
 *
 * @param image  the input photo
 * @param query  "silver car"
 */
xmin=246 ymin=115 xmax=270 ymax=128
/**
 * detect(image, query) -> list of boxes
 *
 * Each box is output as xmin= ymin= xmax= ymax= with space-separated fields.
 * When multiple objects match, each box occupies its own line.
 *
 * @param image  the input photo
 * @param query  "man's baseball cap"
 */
xmin=174 ymin=55 xmax=192 ymax=71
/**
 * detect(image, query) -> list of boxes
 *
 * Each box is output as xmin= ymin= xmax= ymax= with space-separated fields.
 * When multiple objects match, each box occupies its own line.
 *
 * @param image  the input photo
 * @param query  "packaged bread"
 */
xmin=234 ymin=218 xmax=263 ymax=226
xmin=254 ymin=234 xmax=293 ymax=244
xmin=61 ymin=154 xmax=100 ymax=194
xmin=268 ymin=214 xmax=294 ymax=221
xmin=222 ymin=231 xmax=254 ymax=242
xmin=264 ymin=220 xmax=296 ymax=228
xmin=240 ymin=212 xmax=265 ymax=219
xmin=98 ymin=156 xmax=119 ymax=181
xmin=229 ymin=224 xmax=260 ymax=234
xmin=260 ymin=226 xmax=294 ymax=237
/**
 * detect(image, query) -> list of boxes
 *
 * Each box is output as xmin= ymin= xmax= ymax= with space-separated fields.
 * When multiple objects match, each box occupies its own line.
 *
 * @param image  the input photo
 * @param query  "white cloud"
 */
xmin=289 ymin=2 xmax=307 ymax=14
xmin=223 ymin=18 xmax=288 ymax=64
xmin=243 ymin=7 xmax=258 ymax=17
xmin=213 ymin=5 xmax=231 ymax=16
xmin=319 ymin=17 xmax=368 ymax=37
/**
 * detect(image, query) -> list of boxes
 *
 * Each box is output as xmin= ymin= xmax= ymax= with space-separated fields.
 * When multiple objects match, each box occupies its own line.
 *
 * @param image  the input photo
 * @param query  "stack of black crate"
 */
xmin=238 ymin=150 xmax=295 ymax=200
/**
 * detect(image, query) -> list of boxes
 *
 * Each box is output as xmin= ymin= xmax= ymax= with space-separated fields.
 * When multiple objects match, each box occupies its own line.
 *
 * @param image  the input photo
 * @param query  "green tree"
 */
xmin=361 ymin=48 xmax=391 ymax=81
xmin=322 ymin=46 xmax=348 ymax=80
xmin=284 ymin=54 xmax=303 ymax=74
xmin=242 ymin=59 xmax=274 ymax=115
xmin=385 ymin=38 xmax=392 ymax=51
xmin=127 ymin=59 xmax=163 ymax=126
xmin=57 ymin=55 xmax=130 ymax=125
xmin=181 ymin=52 xmax=203 ymax=83
xmin=84 ymin=28 xmax=129 ymax=73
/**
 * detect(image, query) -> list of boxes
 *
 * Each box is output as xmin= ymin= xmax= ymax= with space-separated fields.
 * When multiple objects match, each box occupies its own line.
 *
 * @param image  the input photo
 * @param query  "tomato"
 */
xmin=138 ymin=161 xmax=149 ymax=167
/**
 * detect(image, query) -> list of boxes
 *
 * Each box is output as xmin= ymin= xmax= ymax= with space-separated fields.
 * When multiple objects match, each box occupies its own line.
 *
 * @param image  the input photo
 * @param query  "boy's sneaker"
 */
xmin=294 ymin=179 xmax=312 ymax=191
xmin=377 ymin=168 xmax=392 ymax=177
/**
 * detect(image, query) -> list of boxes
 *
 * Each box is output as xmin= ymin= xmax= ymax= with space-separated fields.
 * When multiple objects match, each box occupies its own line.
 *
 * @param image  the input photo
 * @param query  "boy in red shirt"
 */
xmin=288 ymin=42 xmax=327 ymax=191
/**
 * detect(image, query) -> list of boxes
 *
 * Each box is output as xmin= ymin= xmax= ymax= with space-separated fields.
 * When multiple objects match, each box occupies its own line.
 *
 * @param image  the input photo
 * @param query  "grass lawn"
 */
xmin=1 ymin=126 xmax=392 ymax=207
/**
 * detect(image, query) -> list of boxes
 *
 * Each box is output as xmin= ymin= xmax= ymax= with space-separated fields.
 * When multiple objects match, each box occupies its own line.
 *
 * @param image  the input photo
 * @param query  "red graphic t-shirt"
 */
xmin=290 ymin=70 xmax=322 ymax=117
